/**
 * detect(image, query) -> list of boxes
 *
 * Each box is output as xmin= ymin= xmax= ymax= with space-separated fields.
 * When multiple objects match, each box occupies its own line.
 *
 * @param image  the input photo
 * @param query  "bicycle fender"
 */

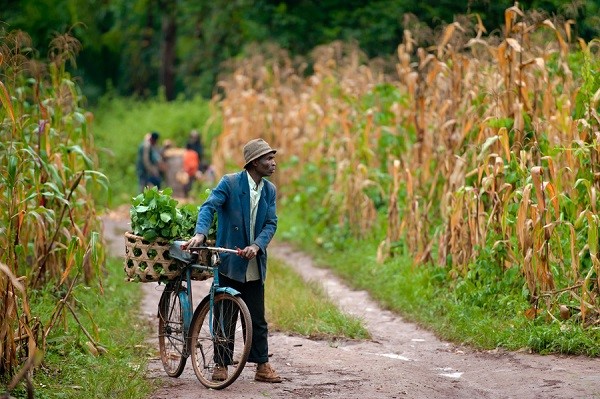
xmin=215 ymin=286 xmax=241 ymax=297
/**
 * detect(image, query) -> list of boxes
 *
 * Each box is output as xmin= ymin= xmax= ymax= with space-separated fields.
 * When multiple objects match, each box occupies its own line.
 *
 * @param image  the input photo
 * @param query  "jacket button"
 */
xmin=234 ymin=227 xmax=239 ymax=231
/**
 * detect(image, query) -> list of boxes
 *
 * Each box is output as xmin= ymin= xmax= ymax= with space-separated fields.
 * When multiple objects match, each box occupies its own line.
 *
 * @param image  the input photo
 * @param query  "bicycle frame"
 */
xmin=180 ymin=266 xmax=193 ymax=336
xmin=160 ymin=243 xmax=253 ymax=388
xmin=193 ymin=251 xmax=242 ymax=340
xmin=174 ymin=248 xmax=243 ymax=355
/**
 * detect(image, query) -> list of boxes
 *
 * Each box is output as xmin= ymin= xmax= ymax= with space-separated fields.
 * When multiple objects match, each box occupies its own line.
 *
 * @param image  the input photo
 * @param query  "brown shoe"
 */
xmin=212 ymin=364 xmax=228 ymax=381
xmin=255 ymin=362 xmax=282 ymax=383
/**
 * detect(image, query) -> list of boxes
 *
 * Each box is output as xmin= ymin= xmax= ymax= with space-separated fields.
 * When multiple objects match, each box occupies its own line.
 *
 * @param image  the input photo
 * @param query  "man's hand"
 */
xmin=181 ymin=233 xmax=206 ymax=250
xmin=237 ymin=244 xmax=260 ymax=259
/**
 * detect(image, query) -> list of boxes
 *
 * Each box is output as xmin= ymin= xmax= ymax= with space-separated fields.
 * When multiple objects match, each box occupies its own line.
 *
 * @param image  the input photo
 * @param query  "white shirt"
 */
xmin=245 ymin=171 xmax=263 ymax=281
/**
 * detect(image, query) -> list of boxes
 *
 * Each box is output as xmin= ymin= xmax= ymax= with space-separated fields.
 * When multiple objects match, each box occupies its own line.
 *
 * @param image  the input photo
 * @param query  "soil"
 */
xmin=103 ymin=208 xmax=600 ymax=399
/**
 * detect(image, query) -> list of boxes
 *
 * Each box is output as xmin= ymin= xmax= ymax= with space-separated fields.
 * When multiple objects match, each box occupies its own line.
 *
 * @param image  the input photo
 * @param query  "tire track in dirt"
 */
xmin=103 ymin=211 xmax=600 ymax=399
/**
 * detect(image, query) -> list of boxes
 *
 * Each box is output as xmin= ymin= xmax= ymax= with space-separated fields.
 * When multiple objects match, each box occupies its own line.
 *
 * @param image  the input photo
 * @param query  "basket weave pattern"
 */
xmin=124 ymin=232 xmax=211 ymax=282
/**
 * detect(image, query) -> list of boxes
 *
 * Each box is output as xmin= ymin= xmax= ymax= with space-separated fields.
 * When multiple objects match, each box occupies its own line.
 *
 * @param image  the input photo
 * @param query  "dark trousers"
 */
xmin=219 ymin=273 xmax=269 ymax=364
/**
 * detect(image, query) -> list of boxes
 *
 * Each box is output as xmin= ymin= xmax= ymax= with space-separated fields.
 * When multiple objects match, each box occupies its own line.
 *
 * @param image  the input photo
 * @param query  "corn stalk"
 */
xmin=209 ymin=5 xmax=600 ymax=324
xmin=0 ymin=29 xmax=107 ymax=380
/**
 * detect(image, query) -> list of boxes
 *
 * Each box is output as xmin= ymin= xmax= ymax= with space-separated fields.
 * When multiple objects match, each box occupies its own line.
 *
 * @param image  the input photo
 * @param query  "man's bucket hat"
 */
xmin=243 ymin=138 xmax=276 ymax=167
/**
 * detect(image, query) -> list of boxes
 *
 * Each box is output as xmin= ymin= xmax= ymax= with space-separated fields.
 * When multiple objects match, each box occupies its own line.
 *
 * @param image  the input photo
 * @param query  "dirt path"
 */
xmin=103 ymin=210 xmax=600 ymax=399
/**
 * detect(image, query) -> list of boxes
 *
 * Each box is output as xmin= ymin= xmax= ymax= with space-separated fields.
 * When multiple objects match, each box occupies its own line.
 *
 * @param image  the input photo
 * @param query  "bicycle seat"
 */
xmin=169 ymin=241 xmax=198 ymax=265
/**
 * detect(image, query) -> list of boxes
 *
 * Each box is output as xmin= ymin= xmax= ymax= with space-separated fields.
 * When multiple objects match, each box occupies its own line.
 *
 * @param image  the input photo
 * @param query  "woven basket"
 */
xmin=123 ymin=232 xmax=211 ymax=282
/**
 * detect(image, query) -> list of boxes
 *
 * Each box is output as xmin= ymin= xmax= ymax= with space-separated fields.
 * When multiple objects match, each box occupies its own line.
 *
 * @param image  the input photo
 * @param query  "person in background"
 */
xmin=161 ymin=139 xmax=174 ymax=159
xmin=136 ymin=131 xmax=162 ymax=192
xmin=198 ymin=161 xmax=216 ymax=186
xmin=187 ymin=129 xmax=216 ymax=187
xmin=181 ymin=138 xmax=282 ymax=384
xmin=186 ymin=129 xmax=204 ymax=164
xmin=182 ymin=142 xmax=200 ymax=198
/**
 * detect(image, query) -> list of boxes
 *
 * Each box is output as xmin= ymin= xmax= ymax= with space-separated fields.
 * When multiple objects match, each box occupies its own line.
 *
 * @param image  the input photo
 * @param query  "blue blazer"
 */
xmin=194 ymin=171 xmax=278 ymax=283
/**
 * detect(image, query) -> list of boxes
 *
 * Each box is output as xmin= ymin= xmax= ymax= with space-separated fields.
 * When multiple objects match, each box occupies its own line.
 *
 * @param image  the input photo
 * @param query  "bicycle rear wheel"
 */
xmin=190 ymin=293 xmax=252 ymax=389
xmin=158 ymin=284 xmax=188 ymax=377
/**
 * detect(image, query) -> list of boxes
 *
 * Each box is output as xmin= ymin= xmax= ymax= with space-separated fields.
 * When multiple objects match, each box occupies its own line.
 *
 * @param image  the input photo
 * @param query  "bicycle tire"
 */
xmin=158 ymin=285 xmax=188 ymax=377
xmin=189 ymin=293 xmax=253 ymax=389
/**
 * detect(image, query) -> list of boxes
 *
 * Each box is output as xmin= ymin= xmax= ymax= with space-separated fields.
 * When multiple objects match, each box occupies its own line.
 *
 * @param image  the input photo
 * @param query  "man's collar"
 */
xmin=246 ymin=170 xmax=263 ymax=191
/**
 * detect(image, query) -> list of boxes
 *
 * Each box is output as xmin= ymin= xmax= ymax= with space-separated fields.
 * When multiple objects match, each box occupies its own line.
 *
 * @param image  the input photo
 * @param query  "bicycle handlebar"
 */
xmin=188 ymin=246 xmax=240 ymax=255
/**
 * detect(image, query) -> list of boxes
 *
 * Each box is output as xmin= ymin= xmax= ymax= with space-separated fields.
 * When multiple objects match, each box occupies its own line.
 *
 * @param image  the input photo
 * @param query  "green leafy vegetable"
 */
xmin=130 ymin=187 xmax=198 ymax=241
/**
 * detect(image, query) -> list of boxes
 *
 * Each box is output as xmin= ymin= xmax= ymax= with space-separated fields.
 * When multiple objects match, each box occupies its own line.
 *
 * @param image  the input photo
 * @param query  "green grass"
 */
xmin=266 ymin=257 xmax=370 ymax=340
xmin=92 ymin=95 xmax=221 ymax=206
xmin=277 ymin=203 xmax=600 ymax=356
xmin=8 ymin=258 xmax=154 ymax=399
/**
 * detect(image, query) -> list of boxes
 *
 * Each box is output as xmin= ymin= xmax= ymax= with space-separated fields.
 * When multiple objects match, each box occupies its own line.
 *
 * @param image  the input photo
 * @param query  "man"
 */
xmin=136 ymin=131 xmax=162 ymax=192
xmin=182 ymin=138 xmax=282 ymax=383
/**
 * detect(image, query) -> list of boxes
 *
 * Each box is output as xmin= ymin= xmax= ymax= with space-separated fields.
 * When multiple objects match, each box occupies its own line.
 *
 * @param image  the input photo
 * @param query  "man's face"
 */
xmin=254 ymin=152 xmax=276 ymax=177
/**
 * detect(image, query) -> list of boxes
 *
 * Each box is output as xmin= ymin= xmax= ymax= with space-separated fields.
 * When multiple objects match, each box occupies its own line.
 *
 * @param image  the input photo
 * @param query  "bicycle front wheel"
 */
xmin=190 ymin=293 xmax=252 ymax=389
xmin=158 ymin=285 xmax=188 ymax=377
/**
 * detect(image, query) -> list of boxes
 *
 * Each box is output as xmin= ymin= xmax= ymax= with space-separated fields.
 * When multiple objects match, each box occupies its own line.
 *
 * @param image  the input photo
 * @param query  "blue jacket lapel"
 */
xmin=238 ymin=171 xmax=250 ymax=242
xmin=255 ymin=185 xmax=267 ymax=234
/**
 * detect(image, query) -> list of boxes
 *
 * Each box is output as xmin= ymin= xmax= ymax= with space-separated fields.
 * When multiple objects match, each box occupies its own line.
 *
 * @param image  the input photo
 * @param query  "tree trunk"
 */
xmin=160 ymin=0 xmax=177 ymax=101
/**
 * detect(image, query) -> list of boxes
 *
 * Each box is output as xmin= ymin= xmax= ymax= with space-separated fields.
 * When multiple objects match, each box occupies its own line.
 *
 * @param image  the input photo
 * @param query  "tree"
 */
xmin=160 ymin=0 xmax=177 ymax=100
xmin=2 ymin=0 xmax=598 ymax=102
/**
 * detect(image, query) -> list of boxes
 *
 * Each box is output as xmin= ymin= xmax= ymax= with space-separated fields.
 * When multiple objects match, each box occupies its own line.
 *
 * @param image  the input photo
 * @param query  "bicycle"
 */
xmin=157 ymin=243 xmax=253 ymax=389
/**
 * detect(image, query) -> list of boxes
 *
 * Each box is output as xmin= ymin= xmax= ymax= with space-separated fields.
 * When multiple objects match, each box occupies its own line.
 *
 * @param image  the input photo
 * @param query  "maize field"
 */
xmin=210 ymin=5 xmax=600 ymax=327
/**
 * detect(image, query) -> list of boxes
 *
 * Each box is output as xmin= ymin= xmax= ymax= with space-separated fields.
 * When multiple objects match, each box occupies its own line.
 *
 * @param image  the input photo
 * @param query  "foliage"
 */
xmin=0 ymin=0 xmax=124 ymax=100
xmin=207 ymin=3 xmax=600 ymax=339
xmin=0 ymin=29 xmax=108 ymax=382
xmin=88 ymin=3 xmax=598 ymax=353
xmin=92 ymin=94 xmax=221 ymax=205
xmin=527 ymin=321 xmax=600 ymax=356
xmin=130 ymin=187 xmax=197 ymax=241
xmin=7 ymin=258 xmax=154 ymax=399
xmin=2 ymin=0 xmax=599 ymax=102
xmin=278 ymin=204 xmax=600 ymax=355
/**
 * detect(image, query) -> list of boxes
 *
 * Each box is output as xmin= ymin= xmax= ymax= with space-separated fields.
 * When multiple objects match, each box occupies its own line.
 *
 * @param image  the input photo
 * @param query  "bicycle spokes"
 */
xmin=212 ymin=300 xmax=239 ymax=366
xmin=158 ymin=286 xmax=188 ymax=377
xmin=190 ymin=293 xmax=253 ymax=389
